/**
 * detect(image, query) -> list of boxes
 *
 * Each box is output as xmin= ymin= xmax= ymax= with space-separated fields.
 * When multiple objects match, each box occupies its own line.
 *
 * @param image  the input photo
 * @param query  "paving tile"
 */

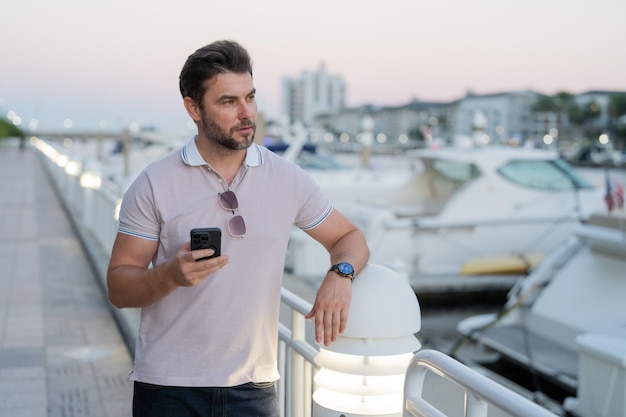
xmin=0 ymin=147 xmax=133 ymax=416
xmin=0 ymin=406 xmax=47 ymax=417
xmin=0 ymin=347 xmax=45 ymax=368
xmin=0 ymin=366 xmax=45 ymax=380
xmin=0 ymin=379 xmax=47 ymax=410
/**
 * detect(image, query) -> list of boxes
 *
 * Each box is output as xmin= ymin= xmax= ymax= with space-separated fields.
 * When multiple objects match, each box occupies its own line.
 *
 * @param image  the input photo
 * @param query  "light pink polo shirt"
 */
xmin=118 ymin=138 xmax=332 ymax=387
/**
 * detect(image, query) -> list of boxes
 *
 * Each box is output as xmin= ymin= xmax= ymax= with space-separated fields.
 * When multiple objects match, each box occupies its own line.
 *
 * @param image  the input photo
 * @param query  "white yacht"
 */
xmin=456 ymin=211 xmax=626 ymax=417
xmin=289 ymin=144 xmax=610 ymax=297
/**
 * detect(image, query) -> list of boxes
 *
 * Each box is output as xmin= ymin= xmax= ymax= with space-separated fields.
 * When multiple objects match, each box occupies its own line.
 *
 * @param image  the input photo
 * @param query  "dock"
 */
xmin=0 ymin=141 xmax=133 ymax=416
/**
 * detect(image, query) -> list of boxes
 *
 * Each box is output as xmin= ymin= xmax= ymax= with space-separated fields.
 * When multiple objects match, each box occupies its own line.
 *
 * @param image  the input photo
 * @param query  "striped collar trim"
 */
xmin=181 ymin=137 xmax=263 ymax=167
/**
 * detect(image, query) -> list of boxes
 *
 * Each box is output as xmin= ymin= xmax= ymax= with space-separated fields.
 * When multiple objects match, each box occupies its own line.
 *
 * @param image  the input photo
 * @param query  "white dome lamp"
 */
xmin=313 ymin=264 xmax=422 ymax=417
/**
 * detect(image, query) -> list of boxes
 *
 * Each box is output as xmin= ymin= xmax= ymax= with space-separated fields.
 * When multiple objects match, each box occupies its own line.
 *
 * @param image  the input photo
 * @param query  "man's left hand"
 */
xmin=305 ymin=273 xmax=352 ymax=346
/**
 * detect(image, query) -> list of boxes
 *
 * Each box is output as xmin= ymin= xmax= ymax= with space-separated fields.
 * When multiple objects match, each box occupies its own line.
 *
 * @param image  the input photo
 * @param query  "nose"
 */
xmin=238 ymin=101 xmax=256 ymax=120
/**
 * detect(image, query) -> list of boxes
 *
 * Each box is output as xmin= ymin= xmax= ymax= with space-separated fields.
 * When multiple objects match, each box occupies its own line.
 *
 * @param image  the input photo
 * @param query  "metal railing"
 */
xmin=404 ymin=350 xmax=557 ymax=417
xmin=278 ymin=288 xmax=318 ymax=417
xmin=31 ymin=136 xmax=558 ymax=417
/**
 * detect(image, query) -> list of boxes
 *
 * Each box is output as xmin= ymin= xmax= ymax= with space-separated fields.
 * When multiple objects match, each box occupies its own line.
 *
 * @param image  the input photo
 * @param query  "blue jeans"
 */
xmin=133 ymin=381 xmax=280 ymax=417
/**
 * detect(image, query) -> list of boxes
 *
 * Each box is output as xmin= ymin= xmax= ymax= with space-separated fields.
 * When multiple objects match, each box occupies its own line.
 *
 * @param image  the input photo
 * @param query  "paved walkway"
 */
xmin=0 ymin=140 xmax=133 ymax=416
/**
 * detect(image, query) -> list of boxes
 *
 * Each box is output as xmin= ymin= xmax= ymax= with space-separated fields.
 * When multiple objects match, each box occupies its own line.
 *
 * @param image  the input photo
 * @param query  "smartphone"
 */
xmin=190 ymin=227 xmax=222 ymax=261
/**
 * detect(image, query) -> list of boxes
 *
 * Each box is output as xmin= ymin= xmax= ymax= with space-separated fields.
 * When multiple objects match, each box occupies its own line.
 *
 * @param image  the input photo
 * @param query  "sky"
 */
xmin=2 ymin=0 xmax=625 ymax=135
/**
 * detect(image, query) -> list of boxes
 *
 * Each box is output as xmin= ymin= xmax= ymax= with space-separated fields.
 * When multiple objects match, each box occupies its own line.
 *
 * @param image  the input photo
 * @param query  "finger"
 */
xmin=315 ymin=310 xmax=325 ymax=344
xmin=329 ymin=310 xmax=341 ymax=344
xmin=190 ymin=248 xmax=215 ymax=262
xmin=305 ymin=308 xmax=322 ymax=343
xmin=323 ymin=310 xmax=334 ymax=346
xmin=338 ymin=307 xmax=349 ymax=334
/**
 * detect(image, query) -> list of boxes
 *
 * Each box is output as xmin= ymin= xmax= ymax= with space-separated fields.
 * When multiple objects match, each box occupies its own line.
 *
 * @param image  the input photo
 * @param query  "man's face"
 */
xmin=198 ymin=72 xmax=257 ymax=150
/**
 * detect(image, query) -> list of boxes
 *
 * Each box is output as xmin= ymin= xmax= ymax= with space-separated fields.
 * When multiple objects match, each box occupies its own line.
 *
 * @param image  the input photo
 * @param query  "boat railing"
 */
xmin=31 ymin=136 xmax=558 ymax=417
xmin=404 ymin=349 xmax=557 ymax=417
xmin=401 ymin=215 xmax=586 ymax=229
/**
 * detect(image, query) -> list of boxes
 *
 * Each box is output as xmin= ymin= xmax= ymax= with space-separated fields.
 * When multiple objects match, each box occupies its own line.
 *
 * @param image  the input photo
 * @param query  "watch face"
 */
xmin=338 ymin=262 xmax=353 ymax=275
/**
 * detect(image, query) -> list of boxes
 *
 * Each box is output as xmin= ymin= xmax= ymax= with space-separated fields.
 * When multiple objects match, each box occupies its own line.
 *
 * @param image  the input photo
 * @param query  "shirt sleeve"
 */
xmin=117 ymin=171 xmax=161 ymax=241
xmin=291 ymin=164 xmax=333 ymax=231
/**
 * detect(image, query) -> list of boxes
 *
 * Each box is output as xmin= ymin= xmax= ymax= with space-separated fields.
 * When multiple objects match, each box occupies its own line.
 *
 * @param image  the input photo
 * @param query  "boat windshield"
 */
xmin=433 ymin=159 xmax=481 ymax=182
xmin=391 ymin=159 xmax=480 ymax=216
xmin=498 ymin=159 xmax=594 ymax=190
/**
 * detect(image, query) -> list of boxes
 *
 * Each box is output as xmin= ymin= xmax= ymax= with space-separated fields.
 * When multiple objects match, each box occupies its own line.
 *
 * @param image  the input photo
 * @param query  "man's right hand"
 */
xmin=172 ymin=242 xmax=229 ymax=287
xmin=107 ymin=233 xmax=228 ymax=308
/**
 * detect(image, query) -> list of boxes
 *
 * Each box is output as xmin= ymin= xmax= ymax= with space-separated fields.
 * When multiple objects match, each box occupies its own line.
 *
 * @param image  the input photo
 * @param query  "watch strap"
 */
xmin=328 ymin=262 xmax=355 ymax=282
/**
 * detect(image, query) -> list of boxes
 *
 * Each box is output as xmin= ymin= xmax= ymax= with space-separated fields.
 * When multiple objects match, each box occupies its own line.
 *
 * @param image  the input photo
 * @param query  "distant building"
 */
xmin=315 ymin=100 xmax=449 ymax=144
xmin=312 ymin=90 xmax=540 ymax=146
xmin=314 ymin=105 xmax=373 ymax=138
xmin=281 ymin=63 xmax=346 ymax=127
xmin=279 ymin=64 xmax=625 ymax=148
xmin=453 ymin=90 xmax=539 ymax=144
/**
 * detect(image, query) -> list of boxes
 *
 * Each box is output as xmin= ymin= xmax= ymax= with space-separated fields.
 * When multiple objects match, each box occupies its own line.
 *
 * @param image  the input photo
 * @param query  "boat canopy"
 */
xmin=391 ymin=147 xmax=595 ymax=217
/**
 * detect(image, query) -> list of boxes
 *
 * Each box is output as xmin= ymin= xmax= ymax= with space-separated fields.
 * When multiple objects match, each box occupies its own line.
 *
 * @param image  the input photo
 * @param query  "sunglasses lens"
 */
xmin=228 ymin=215 xmax=246 ymax=237
xmin=219 ymin=191 xmax=245 ymax=237
xmin=220 ymin=191 xmax=239 ymax=210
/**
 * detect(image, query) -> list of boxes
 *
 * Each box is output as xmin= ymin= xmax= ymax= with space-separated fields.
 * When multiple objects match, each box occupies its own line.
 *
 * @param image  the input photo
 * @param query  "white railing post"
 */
xmin=278 ymin=340 xmax=286 ymax=417
xmin=303 ymin=360 xmax=312 ymax=417
xmin=279 ymin=288 xmax=318 ymax=417
xmin=465 ymin=392 xmax=488 ymax=417
xmin=291 ymin=310 xmax=306 ymax=417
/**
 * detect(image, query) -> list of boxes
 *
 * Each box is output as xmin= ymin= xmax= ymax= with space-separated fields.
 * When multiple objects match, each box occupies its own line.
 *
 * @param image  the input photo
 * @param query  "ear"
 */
xmin=183 ymin=97 xmax=201 ymax=123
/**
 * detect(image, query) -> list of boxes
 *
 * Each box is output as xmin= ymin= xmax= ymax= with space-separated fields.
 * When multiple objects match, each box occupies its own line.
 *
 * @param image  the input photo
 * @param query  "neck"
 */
xmin=195 ymin=136 xmax=247 ymax=185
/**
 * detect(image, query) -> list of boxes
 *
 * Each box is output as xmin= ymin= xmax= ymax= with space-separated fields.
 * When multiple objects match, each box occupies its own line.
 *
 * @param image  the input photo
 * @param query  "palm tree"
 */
xmin=609 ymin=93 xmax=626 ymax=149
xmin=532 ymin=95 xmax=557 ymax=112
xmin=553 ymin=92 xmax=575 ymax=140
xmin=0 ymin=118 xmax=25 ymax=139
xmin=532 ymin=93 xmax=573 ymax=141
xmin=581 ymin=101 xmax=602 ymax=134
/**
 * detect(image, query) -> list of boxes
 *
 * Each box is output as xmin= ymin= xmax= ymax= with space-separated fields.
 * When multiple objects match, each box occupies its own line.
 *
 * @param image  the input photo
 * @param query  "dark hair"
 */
xmin=179 ymin=40 xmax=253 ymax=104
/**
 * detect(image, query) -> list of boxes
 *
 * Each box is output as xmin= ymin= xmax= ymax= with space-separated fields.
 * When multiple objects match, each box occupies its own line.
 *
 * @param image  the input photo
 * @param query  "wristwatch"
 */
xmin=328 ymin=262 xmax=355 ymax=282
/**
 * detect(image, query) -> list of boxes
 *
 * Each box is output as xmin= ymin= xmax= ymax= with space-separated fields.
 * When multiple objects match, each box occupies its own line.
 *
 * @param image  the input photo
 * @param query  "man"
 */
xmin=107 ymin=40 xmax=370 ymax=416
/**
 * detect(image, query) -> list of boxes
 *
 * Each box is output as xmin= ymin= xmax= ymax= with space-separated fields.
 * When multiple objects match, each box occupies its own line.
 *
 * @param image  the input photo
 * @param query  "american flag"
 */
xmin=605 ymin=172 xmax=625 ymax=212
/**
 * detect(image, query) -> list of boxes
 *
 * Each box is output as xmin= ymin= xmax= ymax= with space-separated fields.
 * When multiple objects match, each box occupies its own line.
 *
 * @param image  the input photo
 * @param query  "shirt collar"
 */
xmin=181 ymin=137 xmax=263 ymax=168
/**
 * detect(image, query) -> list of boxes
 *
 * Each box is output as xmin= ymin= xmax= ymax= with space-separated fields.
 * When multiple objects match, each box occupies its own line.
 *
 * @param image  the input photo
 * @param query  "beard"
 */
xmin=199 ymin=111 xmax=256 ymax=151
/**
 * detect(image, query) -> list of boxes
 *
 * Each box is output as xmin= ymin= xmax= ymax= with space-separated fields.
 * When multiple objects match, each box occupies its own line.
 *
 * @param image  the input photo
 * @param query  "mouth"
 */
xmin=234 ymin=122 xmax=255 ymax=135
